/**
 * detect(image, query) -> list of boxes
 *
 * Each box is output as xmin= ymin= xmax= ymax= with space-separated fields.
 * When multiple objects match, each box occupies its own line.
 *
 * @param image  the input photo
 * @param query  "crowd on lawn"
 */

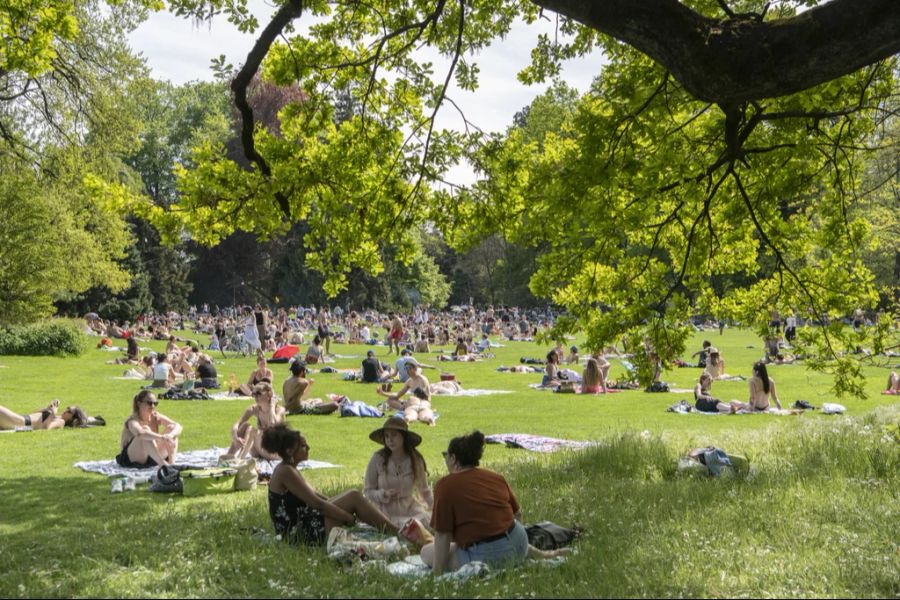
xmin=4 ymin=302 xmax=897 ymax=574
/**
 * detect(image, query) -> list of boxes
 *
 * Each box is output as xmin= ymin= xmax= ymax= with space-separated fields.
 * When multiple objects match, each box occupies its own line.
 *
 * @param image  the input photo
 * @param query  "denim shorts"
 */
xmin=456 ymin=521 xmax=528 ymax=568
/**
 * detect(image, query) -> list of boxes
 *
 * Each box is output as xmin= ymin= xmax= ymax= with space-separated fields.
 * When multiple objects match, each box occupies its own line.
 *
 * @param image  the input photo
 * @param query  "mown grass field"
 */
xmin=0 ymin=326 xmax=897 ymax=598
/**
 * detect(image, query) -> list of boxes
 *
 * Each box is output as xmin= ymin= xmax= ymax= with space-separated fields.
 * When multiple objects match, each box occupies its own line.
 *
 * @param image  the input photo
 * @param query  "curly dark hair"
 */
xmin=447 ymin=430 xmax=486 ymax=468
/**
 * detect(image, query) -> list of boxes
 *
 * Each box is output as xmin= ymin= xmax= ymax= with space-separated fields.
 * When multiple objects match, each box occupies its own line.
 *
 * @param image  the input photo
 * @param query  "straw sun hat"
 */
xmin=369 ymin=415 xmax=422 ymax=447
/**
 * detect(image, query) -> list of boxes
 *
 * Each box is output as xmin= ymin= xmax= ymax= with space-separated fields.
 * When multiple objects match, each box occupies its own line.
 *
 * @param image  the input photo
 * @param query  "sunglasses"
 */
xmin=144 ymin=400 xmax=159 ymax=407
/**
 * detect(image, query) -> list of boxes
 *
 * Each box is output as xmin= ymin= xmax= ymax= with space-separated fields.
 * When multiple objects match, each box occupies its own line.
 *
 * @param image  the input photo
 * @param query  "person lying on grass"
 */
xmin=226 ymin=381 xmax=285 ymax=460
xmin=376 ymin=360 xmax=435 ymax=425
xmin=261 ymin=424 xmax=399 ymax=545
xmin=420 ymin=430 xmax=570 ymax=575
xmin=0 ymin=400 xmax=104 ymax=430
xmin=116 ymin=390 xmax=181 ymax=468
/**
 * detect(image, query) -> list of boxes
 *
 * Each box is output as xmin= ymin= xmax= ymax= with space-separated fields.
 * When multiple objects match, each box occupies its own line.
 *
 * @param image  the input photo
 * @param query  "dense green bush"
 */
xmin=0 ymin=319 xmax=88 ymax=356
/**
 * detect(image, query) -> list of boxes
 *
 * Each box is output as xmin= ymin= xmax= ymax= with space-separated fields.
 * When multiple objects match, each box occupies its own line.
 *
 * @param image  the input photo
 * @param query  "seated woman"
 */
xmin=0 ymin=400 xmax=104 ymax=430
xmin=364 ymin=416 xmax=433 ymax=528
xmin=704 ymin=347 xmax=743 ymax=381
xmin=305 ymin=336 xmax=324 ymax=365
xmin=195 ymin=354 xmax=219 ymax=389
xmin=581 ymin=357 xmax=608 ymax=394
xmin=421 ymin=431 xmax=567 ymax=575
xmin=165 ymin=335 xmax=181 ymax=357
xmin=247 ymin=355 xmax=273 ymax=387
xmin=261 ymin=424 xmax=399 ymax=545
xmin=414 ymin=333 xmax=431 ymax=354
xmin=376 ymin=360 xmax=435 ymax=425
xmin=732 ymin=361 xmax=782 ymax=412
xmin=151 ymin=354 xmax=176 ymax=388
xmin=227 ymin=381 xmax=285 ymax=460
xmin=171 ymin=352 xmax=195 ymax=382
xmin=542 ymin=350 xmax=561 ymax=387
xmin=566 ymin=346 xmax=580 ymax=365
xmin=116 ymin=390 xmax=182 ymax=468
xmin=693 ymin=373 xmax=735 ymax=414
xmin=885 ymin=371 xmax=900 ymax=393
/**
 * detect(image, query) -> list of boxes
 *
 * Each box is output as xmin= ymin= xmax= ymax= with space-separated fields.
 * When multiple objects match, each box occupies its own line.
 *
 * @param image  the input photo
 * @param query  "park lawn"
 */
xmin=0 ymin=326 xmax=897 ymax=598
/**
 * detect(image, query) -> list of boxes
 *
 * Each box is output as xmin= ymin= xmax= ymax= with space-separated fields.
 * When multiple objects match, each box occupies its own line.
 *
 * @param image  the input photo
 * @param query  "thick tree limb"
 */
xmin=533 ymin=0 xmax=900 ymax=104
xmin=231 ymin=0 xmax=303 ymax=219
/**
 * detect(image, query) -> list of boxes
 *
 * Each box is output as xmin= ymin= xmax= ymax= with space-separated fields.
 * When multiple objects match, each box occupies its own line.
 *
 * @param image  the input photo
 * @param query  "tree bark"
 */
xmin=533 ymin=0 xmax=900 ymax=103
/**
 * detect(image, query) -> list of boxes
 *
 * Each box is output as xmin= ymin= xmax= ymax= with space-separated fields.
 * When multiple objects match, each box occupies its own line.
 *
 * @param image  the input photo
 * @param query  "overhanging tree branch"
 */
xmin=231 ymin=0 xmax=303 ymax=219
xmin=532 ymin=0 xmax=900 ymax=104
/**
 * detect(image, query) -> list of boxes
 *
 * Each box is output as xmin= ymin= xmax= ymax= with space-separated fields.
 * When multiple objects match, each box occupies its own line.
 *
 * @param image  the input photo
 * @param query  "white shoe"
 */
xmin=123 ymin=478 xmax=136 ymax=492
xmin=110 ymin=478 xmax=124 ymax=494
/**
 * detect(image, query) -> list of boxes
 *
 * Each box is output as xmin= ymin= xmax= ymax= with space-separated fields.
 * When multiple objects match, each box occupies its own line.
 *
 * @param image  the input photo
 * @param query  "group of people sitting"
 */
xmin=693 ymin=361 xmax=782 ymax=413
xmin=541 ymin=348 xmax=613 ymax=393
xmin=264 ymin=418 xmax=567 ymax=573
xmin=107 ymin=383 xmax=566 ymax=574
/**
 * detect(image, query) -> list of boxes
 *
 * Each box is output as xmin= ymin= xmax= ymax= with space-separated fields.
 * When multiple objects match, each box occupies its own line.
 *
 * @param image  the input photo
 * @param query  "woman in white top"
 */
xmin=152 ymin=355 xmax=175 ymax=388
xmin=242 ymin=307 xmax=261 ymax=352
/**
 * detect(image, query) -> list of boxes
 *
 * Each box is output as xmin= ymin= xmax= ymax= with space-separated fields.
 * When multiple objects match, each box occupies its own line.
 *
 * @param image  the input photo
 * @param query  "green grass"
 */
xmin=0 ymin=327 xmax=898 ymax=597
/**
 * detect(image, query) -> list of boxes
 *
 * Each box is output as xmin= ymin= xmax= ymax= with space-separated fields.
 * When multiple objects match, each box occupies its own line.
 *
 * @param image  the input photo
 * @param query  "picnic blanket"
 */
xmin=527 ymin=383 xmax=620 ymax=394
xmin=208 ymin=392 xmax=253 ymax=401
xmin=430 ymin=388 xmax=512 ymax=397
xmin=485 ymin=433 xmax=596 ymax=453
xmin=385 ymin=555 xmax=566 ymax=579
xmin=74 ymin=447 xmax=339 ymax=480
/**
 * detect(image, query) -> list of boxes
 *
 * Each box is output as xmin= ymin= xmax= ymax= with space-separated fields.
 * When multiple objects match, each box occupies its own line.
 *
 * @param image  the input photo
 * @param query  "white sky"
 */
xmin=127 ymin=1 xmax=605 ymax=183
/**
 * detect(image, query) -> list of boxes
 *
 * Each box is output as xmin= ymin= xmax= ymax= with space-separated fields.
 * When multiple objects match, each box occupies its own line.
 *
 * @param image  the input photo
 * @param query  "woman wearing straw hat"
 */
xmin=364 ymin=416 xmax=433 ymax=528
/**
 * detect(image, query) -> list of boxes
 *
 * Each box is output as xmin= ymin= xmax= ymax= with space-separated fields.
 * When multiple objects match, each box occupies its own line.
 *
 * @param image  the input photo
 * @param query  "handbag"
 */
xmin=220 ymin=457 xmax=258 ymax=492
xmin=525 ymin=521 xmax=581 ymax=550
xmin=149 ymin=465 xmax=183 ymax=494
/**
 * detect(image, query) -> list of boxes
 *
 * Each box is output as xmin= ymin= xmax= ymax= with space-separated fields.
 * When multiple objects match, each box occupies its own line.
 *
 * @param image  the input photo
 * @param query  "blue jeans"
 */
xmin=456 ymin=521 xmax=528 ymax=568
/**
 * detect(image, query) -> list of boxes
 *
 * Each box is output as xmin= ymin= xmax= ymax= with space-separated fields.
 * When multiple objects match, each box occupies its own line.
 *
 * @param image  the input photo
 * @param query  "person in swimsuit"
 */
xmin=247 ymin=355 xmax=273 ymax=387
xmin=376 ymin=360 xmax=435 ymax=425
xmin=0 ymin=400 xmax=103 ymax=430
xmin=227 ymin=381 xmax=285 ymax=460
xmin=886 ymin=371 xmax=900 ymax=393
xmin=261 ymin=424 xmax=399 ymax=545
xmin=305 ymin=336 xmax=324 ymax=365
xmin=116 ymin=390 xmax=182 ymax=468
xmin=388 ymin=313 xmax=404 ymax=356
xmin=693 ymin=373 xmax=736 ymax=413
xmin=581 ymin=357 xmax=607 ymax=394
xmin=316 ymin=306 xmax=332 ymax=357
xmin=732 ymin=362 xmax=782 ymax=412
xmin=542 ymin=351 xmax=561 ymax=387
